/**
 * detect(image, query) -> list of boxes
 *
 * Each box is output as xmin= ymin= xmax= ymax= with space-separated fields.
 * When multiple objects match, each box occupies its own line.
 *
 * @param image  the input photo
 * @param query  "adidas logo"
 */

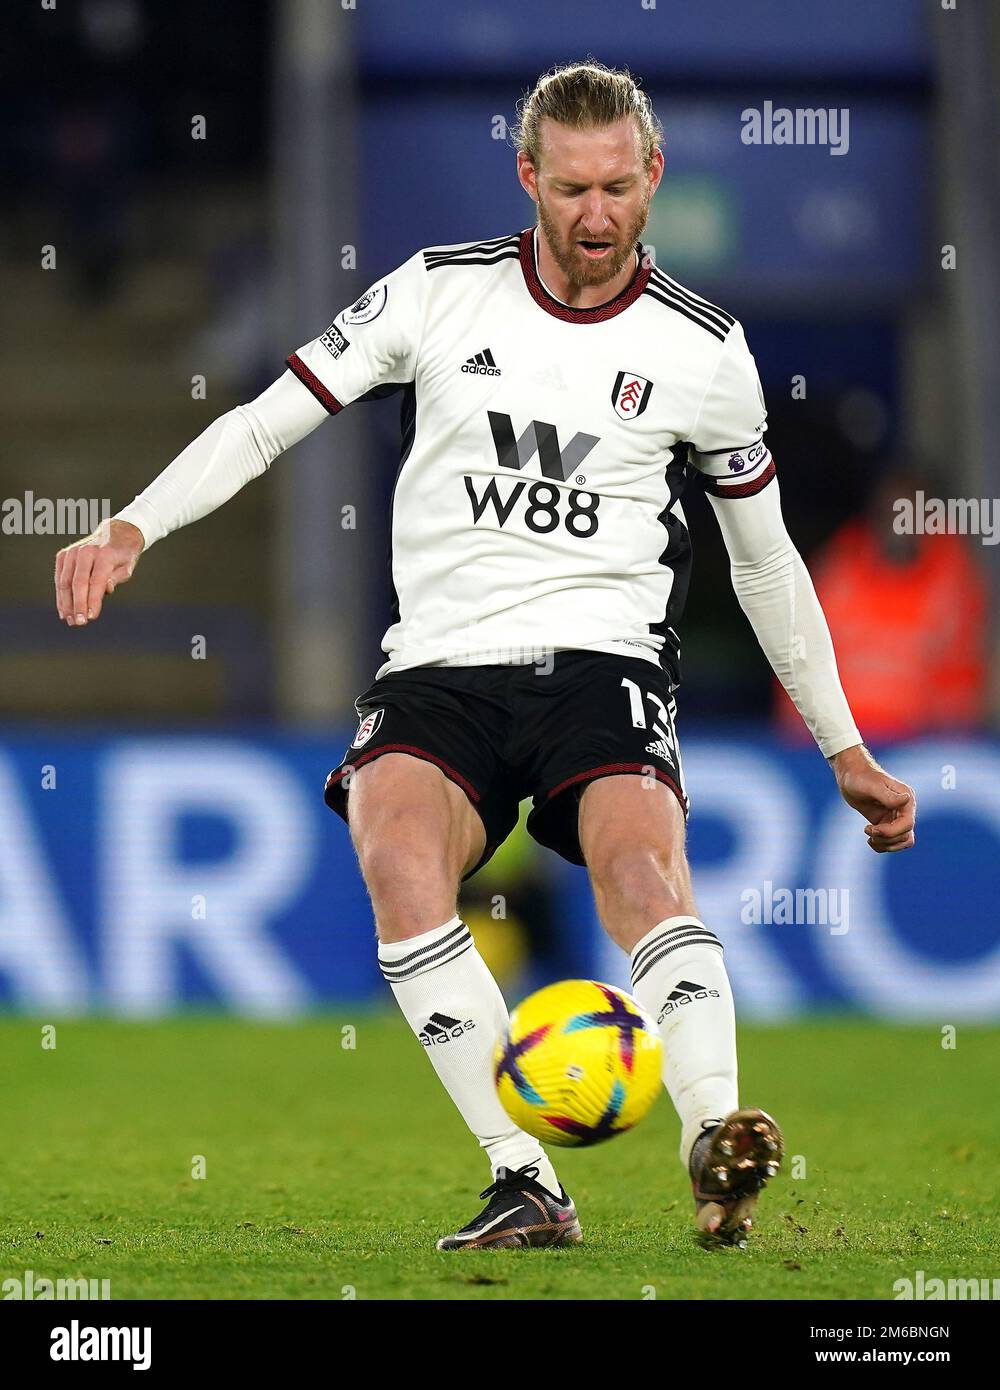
xmin=657 ymin=979 xmax=720 ymax=1023
xmin=461 ymin=348 xmax=501 ymax=377
xmin=419 ymin=1011 xmax=476 ymax=1046
xmin=645 ymin=737 xmax=674 ymax=763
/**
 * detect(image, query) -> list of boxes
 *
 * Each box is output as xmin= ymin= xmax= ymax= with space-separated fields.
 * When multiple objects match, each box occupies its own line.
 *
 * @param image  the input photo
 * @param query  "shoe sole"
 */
xmin=437 ymin=1217 xmax=583 ymax=1251
xmin=692 ymin=1108 xmax=783 ymax=1246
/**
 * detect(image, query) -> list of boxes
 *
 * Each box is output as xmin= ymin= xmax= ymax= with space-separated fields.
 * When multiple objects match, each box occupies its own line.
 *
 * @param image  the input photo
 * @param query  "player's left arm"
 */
xmin=687 ymin=324 xmax=916 ymax=854
xmin=707 ymin=481 xmax=915 ymax=852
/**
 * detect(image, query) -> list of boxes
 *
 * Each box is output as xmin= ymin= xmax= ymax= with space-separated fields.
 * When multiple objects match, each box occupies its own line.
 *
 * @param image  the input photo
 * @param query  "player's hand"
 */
xmin=829 ymin=744 xmax=916 ymax=853
xmin=55 ymin=520 xmax=145 ymax=626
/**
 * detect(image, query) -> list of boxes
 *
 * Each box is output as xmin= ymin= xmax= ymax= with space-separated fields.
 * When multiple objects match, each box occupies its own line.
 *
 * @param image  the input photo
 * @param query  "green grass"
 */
xmin=1 ymin=1015 xmax=996 ymax=1300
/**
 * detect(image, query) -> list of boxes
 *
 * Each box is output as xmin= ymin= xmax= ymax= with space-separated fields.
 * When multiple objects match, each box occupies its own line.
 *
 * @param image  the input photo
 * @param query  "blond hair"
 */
xmin=512 ymin=61 xmax=663 ymax=170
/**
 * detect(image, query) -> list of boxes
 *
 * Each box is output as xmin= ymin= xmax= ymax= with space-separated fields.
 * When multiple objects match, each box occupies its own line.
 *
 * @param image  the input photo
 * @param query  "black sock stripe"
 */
xmin=632 ymin=942 xmax=721 ymax=990
xmin=381 ymin=938 xmax=475 ymax=983
xmin=379 ymin=940 xmax=471 ymax=983
xmin=631 ymin=935 xmax=723 ymax=987
xmin=630 ymin=923 xmax=717 ymax=974
xmin=378 ymin=923 xmax=469 ymax=972
xmin=631 ymin=928 xmax=722 ymax=977
xmin=631 ymin=937 xmax=721 ymax=988
xmin=630 ymin=929 xmax=721 ymax=978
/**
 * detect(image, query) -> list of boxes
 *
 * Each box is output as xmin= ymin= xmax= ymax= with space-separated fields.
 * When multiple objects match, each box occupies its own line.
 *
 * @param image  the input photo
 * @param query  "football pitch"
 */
xmin=2 ymin=1015 xmax=997 ymax=1302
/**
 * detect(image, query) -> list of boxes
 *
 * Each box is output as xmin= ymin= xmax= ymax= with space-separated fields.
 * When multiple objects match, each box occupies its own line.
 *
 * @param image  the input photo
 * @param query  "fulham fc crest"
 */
xmin=612 ymin=371 xmax=653 ymax=420
xmin=352 ymin=708 xmax=384 ymax=748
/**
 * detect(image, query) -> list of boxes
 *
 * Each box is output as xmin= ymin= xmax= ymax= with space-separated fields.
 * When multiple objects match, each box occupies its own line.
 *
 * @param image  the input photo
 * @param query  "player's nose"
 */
xmin=580 ymin=200 xmax=611 ymax=235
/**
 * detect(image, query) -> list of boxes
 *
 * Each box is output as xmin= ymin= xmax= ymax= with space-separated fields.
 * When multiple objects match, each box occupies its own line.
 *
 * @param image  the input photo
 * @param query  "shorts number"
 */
xmin=621 ymin=677 xmax=677 ymax=752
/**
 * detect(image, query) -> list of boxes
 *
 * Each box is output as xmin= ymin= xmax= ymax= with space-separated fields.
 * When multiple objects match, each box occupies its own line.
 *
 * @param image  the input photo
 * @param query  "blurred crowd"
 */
xmin=773 ymin=466 xmax=990 ymax=742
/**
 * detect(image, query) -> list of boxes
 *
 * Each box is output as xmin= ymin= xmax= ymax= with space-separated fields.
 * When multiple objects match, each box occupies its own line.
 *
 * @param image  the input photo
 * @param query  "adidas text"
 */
xmin=657 ymin=980 xmax=719 ymax=1023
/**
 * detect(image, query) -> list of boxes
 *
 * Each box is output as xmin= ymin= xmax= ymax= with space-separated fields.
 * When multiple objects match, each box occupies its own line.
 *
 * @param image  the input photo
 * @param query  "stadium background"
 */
xmin=2 ymin=0 xmax=999 ymax=1024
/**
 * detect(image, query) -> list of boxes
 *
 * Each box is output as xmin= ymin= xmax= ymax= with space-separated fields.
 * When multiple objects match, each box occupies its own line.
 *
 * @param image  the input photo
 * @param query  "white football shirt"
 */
xmin=287 ymin=228 xmax=774 ymax=685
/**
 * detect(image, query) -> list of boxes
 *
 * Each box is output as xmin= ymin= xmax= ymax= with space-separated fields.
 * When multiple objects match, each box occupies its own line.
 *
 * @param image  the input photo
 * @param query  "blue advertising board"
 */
xmin=0 ymin=730 xmax=997 ymax=1019
xmin=357 ymin=0 xmax=931 ymax=80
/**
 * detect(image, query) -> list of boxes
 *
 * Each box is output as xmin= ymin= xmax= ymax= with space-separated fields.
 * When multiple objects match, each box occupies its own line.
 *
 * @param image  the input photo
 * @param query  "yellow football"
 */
xmin=494 ymin=979 xmax=663 ymax=1147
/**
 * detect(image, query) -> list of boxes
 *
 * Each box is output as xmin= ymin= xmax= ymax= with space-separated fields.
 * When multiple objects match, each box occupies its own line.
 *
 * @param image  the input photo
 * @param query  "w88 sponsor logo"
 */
xmin=463 ymin=476 xmax=600 ymax=536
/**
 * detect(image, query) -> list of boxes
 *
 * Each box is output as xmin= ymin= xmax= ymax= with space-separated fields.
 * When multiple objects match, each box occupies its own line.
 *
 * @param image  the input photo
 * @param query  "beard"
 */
xmin=537 ymin=187 xmax=650 ymax=290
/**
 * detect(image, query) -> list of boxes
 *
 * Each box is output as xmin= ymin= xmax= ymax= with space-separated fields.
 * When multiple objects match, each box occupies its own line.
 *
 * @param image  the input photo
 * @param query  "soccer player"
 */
xmin=55 ymin=63 xmax=916 ymax=1251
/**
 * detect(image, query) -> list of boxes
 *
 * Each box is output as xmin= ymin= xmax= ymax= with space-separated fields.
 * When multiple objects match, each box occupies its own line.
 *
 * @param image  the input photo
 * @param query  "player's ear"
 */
xmin=647 ymin=147 xmax=665 ymax=196
xmin=516 ymin=151 xmax=539 ymax=203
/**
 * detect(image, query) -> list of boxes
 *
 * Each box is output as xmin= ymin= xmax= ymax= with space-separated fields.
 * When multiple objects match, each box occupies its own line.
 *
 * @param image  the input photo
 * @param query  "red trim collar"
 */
xmin=518 ymin=227 xmax=650 ymax=323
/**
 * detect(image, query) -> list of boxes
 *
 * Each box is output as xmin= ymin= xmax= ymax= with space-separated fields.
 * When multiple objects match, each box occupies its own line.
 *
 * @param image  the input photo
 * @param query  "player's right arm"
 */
xmin=54 ymin=251 xmax=428 ymax=626
xmin=53 ymin=370 xmax=329 ymax=626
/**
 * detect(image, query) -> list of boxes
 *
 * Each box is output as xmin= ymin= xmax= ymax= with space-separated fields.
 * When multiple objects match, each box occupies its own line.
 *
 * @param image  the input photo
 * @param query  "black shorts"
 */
xmin=324 ymin=649 xmax=688 ymax=879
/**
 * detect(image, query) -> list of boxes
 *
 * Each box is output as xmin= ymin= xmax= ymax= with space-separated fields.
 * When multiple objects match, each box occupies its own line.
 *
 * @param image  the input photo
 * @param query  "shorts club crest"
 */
xmin=351 ymin=708 xmax=384 ymax=748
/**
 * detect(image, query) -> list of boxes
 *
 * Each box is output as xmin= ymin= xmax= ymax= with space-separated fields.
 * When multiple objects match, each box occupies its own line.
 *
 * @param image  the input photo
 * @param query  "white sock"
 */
xmin=378 ymin=916 xmax=561 ymax=1197
xmin=629 ymin=916 xmax=738 ymax=1167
